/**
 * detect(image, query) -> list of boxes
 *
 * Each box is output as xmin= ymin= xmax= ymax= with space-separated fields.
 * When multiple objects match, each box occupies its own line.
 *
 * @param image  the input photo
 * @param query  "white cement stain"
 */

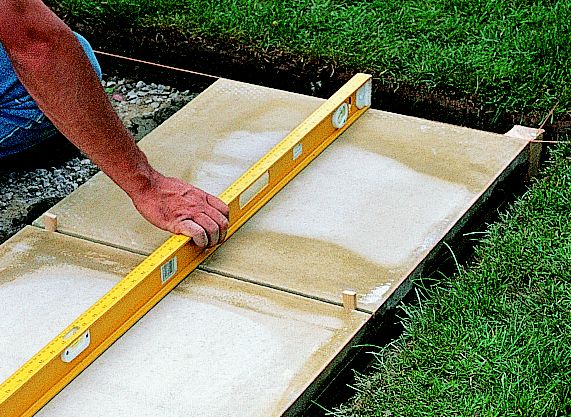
xmin=360 ymin=284 xmax=391 ymax=305
xmin=241 ymin=143 xmax=474 ymax=268
xmin=193 ymin=130 xmax=288 ymax=195
xmin=8 ymin=242 xmax=30 ymax=253
xmin=0 ymin=242 xmax=32 ymax=273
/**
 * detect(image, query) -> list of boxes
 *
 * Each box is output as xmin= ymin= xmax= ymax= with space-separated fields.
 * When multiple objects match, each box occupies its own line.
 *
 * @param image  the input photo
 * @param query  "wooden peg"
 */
xmin=342 ymin=290 xmax=357 ymax=312
xmin=43 ymin=212 xmax=58 ymax=232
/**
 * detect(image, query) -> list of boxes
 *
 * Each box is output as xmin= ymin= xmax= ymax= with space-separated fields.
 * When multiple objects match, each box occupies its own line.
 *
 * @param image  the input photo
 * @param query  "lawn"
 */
xmin=50 ymin=0 xmax=571 ymax=415
xmin=55 ymin=0 xmax=571 ymax=121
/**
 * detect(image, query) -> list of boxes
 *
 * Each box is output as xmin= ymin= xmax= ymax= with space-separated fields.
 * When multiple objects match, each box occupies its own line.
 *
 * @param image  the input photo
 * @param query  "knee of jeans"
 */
xmin=74 ymin=32 xmax=102 ymax=81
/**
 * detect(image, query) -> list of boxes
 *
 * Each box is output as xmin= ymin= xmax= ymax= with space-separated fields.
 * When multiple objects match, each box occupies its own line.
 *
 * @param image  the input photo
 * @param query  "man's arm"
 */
xmin=0 ymin=0 xmax=228 ymax=248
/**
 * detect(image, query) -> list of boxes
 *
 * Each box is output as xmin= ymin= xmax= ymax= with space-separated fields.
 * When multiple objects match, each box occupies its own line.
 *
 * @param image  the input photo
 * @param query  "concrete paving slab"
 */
xmin=1 ymin=226 xmax=368 ymax=417
xmin=203 ymin=109 xmax=530 ymax=312
xmin=34 ymin=79 xmax=323 ymax=254
xmin=33 ymin=79 xmax=529 ymax=313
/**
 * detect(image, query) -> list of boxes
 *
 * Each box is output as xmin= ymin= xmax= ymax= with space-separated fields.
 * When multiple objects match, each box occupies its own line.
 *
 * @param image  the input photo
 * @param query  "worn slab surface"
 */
xmin=35 ymin=78 xmax=529 ymax=312
xmin=0 ymin=227 xmax=367 ymax=417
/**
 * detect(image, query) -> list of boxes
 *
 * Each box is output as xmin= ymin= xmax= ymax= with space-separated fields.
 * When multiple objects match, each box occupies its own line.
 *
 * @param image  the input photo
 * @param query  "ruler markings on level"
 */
xmin=0 ymin=73 xmax=372 ymax=417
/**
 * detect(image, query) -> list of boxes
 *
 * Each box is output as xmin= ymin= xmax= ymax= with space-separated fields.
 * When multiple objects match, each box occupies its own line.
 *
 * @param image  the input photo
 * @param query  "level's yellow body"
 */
xmin=0 ymin=73 xmax=372 ymax=417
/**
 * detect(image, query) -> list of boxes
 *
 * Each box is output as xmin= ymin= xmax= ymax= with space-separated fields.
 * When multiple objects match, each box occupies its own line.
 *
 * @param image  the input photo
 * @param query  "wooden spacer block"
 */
xmin=43 ymin=212 xmax=58 ymax=232
xmin=342 ymin=290 xmax=357 ymax=312
xmin=504 ymin=125 xmax=545 ymax=179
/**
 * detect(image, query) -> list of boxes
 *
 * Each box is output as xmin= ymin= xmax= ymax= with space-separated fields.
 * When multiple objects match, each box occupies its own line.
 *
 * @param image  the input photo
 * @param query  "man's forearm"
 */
xmin=0 ymin=1 xmax=156 ymax=197
xmin=0 ymin=0 xmax=229 ymax=248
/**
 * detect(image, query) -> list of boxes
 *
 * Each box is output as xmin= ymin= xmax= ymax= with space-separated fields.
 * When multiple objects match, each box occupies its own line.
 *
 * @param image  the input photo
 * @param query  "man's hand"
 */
xmin=130 ymin=172 xmax=229 ymax=249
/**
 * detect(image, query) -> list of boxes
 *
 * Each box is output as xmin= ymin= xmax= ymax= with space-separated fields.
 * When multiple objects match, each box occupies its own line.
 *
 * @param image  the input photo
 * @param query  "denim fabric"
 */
xmin=0 ymin=32 xmax=102 ymax=158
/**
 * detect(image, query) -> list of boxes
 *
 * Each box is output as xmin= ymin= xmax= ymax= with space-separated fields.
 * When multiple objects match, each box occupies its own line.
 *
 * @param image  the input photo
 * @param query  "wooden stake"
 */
xmin=43 ymin=213 xmax=58 ymax=232
xmin=504 ymin=125 xmax=545 ymax=179
xmin=342 ymin=290 xmax=357 ymax=312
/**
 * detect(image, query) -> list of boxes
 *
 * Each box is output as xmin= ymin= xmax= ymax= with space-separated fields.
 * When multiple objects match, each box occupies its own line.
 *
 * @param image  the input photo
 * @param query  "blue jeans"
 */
xmin=0 ymin=32 xmax=102 ymax=159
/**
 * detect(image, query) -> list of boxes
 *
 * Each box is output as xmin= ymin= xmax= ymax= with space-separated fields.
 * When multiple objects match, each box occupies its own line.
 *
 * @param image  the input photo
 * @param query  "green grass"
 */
xmin=329 ymin=141 xmax=571 ymax=416
xmin=56 ymin=0 xmax=571 ymax=119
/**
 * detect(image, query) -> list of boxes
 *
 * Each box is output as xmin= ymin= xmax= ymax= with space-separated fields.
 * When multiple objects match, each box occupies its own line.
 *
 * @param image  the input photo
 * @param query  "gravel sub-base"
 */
xmin=106 ymin=78 xmax=196 ymax=141
xmin=0 ymin=77 xmax=197 ymax=244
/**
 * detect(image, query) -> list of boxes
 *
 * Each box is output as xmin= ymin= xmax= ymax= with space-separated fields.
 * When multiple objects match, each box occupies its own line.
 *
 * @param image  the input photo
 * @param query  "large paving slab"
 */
xmin=34 ymin=79 xmax=322 ymax=254
xmin=202 ymin=109 xmax=530 ymax=312
xmin=34 ymin=79 xmax=530 ymax=313
xmin=1 ymin=226 xmax=368 ymax=417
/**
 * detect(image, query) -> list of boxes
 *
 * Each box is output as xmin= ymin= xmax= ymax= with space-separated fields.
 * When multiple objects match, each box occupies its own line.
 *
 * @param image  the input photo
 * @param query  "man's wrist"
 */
xmin=122 ymin=161 xmax=162 ymax=200
xmin=100 ymin=144 xmax=162 ymax=200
